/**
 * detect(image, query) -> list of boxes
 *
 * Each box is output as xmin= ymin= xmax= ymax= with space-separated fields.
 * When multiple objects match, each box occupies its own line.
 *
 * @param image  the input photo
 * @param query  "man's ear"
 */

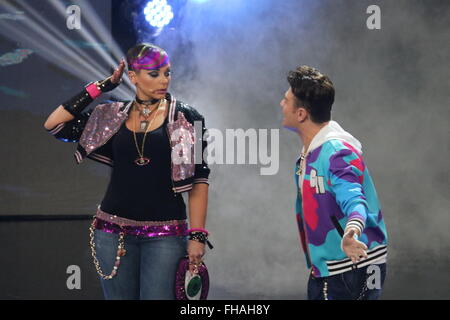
xmin=297 ymin=107 xmax=308 ymax=123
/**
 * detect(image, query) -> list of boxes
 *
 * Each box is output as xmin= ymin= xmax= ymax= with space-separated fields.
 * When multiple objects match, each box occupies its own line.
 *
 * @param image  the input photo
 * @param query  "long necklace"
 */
xmin=132 ymin=99 xmax=166 ymax=166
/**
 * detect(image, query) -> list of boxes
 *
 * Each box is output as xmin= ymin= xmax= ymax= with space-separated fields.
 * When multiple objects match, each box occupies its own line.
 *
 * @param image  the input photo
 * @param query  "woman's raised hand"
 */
xmin=111 ymin=59 xmax=126 ymax=84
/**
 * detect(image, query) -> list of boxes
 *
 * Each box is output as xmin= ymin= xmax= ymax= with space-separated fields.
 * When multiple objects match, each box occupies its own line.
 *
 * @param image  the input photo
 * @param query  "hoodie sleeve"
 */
xmin=328 ymin=146 xmax=368 ymax=235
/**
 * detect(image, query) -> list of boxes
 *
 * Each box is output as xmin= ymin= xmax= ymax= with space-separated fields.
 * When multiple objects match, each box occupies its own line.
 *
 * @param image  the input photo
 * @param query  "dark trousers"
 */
xmin=308 ymin=263 xmax=387 ymax=300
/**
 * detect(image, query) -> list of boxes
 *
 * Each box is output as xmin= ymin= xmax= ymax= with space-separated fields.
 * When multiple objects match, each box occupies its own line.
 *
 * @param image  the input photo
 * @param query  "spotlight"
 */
xmin=143 ymin=0 xmax=174 ymax=29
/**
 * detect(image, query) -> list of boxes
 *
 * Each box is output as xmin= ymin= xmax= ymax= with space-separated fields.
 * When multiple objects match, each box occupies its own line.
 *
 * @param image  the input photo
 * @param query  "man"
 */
xmin=280 ymin=65 xmax=388 ymax=300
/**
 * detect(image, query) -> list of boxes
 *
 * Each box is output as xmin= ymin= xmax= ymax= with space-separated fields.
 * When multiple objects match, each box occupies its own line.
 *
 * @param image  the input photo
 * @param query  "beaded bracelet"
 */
xmin=188 ymin=230 xmax=214 ymax=250
xmin=186 ymin=228 xmax=209 ymax=236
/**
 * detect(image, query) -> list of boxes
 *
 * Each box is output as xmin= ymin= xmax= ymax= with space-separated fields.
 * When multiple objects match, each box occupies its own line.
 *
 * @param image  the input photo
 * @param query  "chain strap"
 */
xmin=321 ymin=269 xmax=370 ymax=300
xmin=89 ymin=217 xmax=126 ymax=280
xmin=323 ymin=279 xmax=329 ymax=300
xmin=356 ymin=272 xmax=369 ymax=300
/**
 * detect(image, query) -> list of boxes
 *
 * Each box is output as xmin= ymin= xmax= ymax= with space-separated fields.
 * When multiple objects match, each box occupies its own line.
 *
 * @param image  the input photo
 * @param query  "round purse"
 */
xmin=175 ymin=257 xmax=209 ymax=300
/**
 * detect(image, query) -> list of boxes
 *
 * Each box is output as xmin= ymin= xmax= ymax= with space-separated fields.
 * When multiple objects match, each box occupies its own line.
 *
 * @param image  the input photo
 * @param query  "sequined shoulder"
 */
xmin=175 ymin=100 xmax=204 ymax=122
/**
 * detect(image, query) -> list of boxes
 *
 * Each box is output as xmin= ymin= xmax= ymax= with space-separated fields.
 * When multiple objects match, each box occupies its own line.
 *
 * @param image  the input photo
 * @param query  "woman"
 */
xmin=43 ymin=43 xmax=211 ymax=300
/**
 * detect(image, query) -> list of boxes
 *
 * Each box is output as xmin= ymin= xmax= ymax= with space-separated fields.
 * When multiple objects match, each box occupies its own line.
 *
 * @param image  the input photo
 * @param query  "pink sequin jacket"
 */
xmin=46 ymin=93 xmax=210 ymax=193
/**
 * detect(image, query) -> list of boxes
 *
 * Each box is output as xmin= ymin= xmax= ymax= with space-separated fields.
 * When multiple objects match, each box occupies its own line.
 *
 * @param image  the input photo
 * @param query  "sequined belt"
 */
xmin=94 ymin=206 xmax=188 ymax=237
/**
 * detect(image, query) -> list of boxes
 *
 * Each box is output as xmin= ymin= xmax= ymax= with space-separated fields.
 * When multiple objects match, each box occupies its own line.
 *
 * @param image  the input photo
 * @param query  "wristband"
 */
xmin=188 ymin=231 xmax=214 ymax=250
xmin=62 ymin=88 xmax=94 ymax=117
xmin=62 ymin=77 xmax=120 ymax=117
xmin=96 ymin=76 xmax=121 ymax=93
xmin=85 ymin=82 xmax=102 ymax=99
xmin=186 ymin=228 xmax=209 ymax=236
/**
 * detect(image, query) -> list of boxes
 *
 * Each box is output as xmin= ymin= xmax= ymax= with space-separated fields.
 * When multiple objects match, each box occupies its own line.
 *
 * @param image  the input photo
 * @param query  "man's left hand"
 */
xmin=342 ymin=228 xmax=368 ymax=263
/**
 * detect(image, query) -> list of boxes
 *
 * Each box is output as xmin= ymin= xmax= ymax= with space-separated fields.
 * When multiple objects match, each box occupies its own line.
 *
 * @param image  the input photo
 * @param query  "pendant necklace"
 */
xmin=132 ymin=99 xmax=166 ymax=166
xmin=134 ymin=98 xmax=160 ymax=131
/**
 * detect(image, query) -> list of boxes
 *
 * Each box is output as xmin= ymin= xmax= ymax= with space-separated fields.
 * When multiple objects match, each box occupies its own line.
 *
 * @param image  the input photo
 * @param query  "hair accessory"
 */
xmin=130 ymin=44 xmax=170 ymax=71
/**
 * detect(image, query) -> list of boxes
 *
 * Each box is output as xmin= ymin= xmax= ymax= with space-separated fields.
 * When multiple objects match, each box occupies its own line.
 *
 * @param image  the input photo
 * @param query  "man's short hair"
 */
xmin=287 ymin=65 xmax=335 ymax=123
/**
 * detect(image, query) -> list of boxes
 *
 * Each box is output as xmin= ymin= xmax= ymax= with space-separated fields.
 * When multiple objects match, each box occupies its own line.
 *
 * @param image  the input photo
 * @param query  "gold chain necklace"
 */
xmin=132 ymin=99 xmax=166 ymax=166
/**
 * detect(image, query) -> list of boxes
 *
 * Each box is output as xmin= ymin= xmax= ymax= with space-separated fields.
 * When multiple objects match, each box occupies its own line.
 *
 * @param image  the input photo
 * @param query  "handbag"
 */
xmin=175 ymin=256 xmax=209 ymax=300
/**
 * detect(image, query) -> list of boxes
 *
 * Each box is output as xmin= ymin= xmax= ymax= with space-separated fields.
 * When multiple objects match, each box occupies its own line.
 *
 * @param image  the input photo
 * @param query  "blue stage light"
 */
xmin=143 ymin=0 xmax=174 ymax=29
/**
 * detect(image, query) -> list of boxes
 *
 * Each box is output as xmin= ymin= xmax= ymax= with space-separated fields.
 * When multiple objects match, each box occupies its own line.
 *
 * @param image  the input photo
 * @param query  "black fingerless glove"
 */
xmin=62 ymin=76 xmax=121 ymax=117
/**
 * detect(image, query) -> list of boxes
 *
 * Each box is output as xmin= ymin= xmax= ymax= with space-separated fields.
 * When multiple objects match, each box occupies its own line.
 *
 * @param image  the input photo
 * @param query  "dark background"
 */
xmin=0 ymin=0 xmax=449 ymax=299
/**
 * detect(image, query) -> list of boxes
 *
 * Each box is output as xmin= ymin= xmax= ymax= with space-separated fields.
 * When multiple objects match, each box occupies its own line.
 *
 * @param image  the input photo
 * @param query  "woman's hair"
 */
xmin=287 ymin=65 xmax=335 ymax=123
xmin=126 ymin=43 xmax=170 ymax=72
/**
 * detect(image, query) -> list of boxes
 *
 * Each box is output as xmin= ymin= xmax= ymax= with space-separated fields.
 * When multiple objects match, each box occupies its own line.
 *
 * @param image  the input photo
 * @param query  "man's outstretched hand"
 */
xmin=342 ymin=228 xmax=368 ymax=264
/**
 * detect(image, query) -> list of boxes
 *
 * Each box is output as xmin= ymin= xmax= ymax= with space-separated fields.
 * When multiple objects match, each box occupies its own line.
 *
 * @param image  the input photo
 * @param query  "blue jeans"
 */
xmin=308 ymin=263 xmax=387 ymax=300
xmin=93 ymin=229 xmax=187 ymax=300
